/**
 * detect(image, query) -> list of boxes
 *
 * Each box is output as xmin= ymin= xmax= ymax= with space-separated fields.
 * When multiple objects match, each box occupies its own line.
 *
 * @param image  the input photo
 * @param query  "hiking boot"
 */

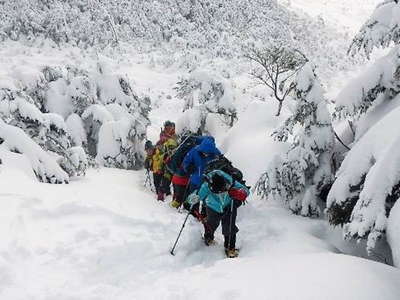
xmin=157 ymin=192 xmax=165 ymax=201
xmin=204 ymin=237 xmax=215 ymax=246
xmin=170 ymin=200 xmax=181 ymax=209
xmin=225 ymin=248 xmax=239 ymax=258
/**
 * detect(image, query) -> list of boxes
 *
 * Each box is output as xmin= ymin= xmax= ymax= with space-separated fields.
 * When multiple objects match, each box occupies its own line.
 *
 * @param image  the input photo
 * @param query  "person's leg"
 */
xmin=153 ymin=173 xmax=165 ymax=201
xmin=204 ymin=207 xmax=222 ymax=245
xmin=164 ymin=177 xmax=172 ymax=196
xmin=153 ymin=173 xmax=161 ymax=193
xmin=221 ymin=202 xmax=239 ymax=250
xmin=174 ymin=184 xmax=188 ymax=205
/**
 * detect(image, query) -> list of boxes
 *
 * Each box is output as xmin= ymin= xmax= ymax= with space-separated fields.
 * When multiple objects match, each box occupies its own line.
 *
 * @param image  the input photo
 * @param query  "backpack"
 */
xmin=166 ymin=135 xmax=198 ymax=175
xmin=204 ymin=155 xmax=247 ymax=187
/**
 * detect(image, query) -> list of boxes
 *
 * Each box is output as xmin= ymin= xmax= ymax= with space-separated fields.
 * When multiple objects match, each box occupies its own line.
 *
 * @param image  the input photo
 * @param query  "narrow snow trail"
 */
xmin=1 ymin=167 xmax=399 ymax=299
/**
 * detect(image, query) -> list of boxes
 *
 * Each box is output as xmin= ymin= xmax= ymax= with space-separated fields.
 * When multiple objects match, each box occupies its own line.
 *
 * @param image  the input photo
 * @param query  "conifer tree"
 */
xmin=327 ymin=0 xmax=400 ymax=252
xmin=256 ymin=63 xmax=334 ymax=217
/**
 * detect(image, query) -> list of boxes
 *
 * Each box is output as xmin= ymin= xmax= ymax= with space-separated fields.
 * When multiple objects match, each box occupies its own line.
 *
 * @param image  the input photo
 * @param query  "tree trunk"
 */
xmin=276 ymin=100 xmax=283 ymax=116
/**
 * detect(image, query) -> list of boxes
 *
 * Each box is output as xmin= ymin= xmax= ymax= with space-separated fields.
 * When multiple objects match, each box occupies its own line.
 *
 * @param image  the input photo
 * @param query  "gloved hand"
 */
xmin=193 ymin=209 xmax=206 ymax=223
xmin=186 ymin=193 xmax=200 ymax=209
xmin=228 ymin=188 xmax=247 ymax=202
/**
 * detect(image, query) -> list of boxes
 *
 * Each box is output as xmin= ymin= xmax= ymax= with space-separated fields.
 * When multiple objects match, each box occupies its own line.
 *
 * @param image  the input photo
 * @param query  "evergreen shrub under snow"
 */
xmin=0 ymin=61 xmax=150 ymax=183
xmin=256 ymin=63 xmax=334 ymax=217
xmin=327 ymin=0 xmax=400 ymax=254
xmin=175 ymin=70 xmax=237 ymax=135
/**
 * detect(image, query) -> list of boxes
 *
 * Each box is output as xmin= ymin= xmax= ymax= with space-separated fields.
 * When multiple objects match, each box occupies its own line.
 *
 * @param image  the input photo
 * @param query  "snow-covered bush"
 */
xmin=327 ymin=105 xmax=400 ymax=253
xmin=335 ymin=47 xmax=400 ymax=122
xmin=387 ymin=199 xmax=400 ymax=267
xmin=349 ymin=0 xmax=400 ymax=58
xmin=175 ymin=70 xmax=236 ymax=134
xmin=256 ymin=63 xmax=334 ymax=217
xmin=0 ymin=122 xmax=69 ymax=184
xmin=0 ymin=61 xmax=151 ymax=181
xmin=327 ymin=0 xmax=400 ymax=255
xmin=0 ymin=87 xmax=87 ymax=178
xmin=97 ymin=118 xmax=146 ymax=170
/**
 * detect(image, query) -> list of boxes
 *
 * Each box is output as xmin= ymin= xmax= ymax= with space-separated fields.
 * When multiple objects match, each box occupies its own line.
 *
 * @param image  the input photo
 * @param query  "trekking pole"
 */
xmin=170 ymin=211 xmax=191 ymax=256
xmin=228 ymin=195 xmax=235 ymax=250
xmin=145 ymin=169 xmax=155 ymax=192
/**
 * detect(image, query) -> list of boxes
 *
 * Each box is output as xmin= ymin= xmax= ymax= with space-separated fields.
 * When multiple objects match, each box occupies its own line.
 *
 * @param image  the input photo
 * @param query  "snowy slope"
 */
xmin=281 ymin=0 xmax=381 ymax=34
xmin=0 ymin=1 xmax=399 ymax=299
xmin=0 ymin=163 xmax=399 ymax=299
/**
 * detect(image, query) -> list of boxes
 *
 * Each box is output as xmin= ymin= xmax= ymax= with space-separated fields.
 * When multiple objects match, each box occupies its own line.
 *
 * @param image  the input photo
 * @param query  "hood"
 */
xmin=196 ymin=137 xmax=219 ymax=154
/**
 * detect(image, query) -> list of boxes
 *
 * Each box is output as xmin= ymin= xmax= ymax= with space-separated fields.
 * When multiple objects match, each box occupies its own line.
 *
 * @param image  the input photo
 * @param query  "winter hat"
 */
xmin=164 ymin=120 xmax=175 ymax=128
xmin=209 ymin=173 xmax=229 ymax=194
xmin=145 ymin=140 xmax=154 ymax=150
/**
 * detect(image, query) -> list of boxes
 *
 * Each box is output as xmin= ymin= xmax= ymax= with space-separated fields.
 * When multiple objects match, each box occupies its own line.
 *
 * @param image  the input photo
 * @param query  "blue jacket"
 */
xmin=197 ymin=170 xmax=249 ymax=213
xmin=182 ymin=136 xmax=221 ymax=188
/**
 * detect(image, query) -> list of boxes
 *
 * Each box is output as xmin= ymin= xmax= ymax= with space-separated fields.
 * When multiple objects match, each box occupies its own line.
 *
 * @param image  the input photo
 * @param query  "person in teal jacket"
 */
xmin=186 ymin=169 xmax=249 ymax=258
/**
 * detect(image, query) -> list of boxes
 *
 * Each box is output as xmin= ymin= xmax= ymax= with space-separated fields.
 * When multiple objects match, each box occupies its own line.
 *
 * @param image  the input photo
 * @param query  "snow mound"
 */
xmin=387 ymin=200 xmax=400 ymax=268
xmin=221 ymin=100 xmax=289 ymax=186
xmin=0 ymin=123 xmax=69 ymax=183
xmin=134 ymin=253 xmax=400 ymax=300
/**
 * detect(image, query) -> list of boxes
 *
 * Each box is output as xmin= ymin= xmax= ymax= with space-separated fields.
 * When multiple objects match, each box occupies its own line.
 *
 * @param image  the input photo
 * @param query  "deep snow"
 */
xmin=0 ymin=0 xmax=400 ymax=299
xmin=1 ymin=163 xmax=400 ymax=299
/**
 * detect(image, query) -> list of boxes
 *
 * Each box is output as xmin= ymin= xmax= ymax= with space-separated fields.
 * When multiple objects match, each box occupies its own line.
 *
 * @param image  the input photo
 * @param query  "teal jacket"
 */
xmin=197 ymin=170 xmax=249 ymax=213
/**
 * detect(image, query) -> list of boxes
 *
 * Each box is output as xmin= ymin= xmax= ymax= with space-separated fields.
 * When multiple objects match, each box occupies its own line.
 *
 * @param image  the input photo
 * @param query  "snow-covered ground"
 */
xmin=1 ymin=1 xmax=400 ymax=298
xmin=281 ymin=0 xmax=381 ymax=34
xmin=1 ymin=162 xmax=400 ymax=299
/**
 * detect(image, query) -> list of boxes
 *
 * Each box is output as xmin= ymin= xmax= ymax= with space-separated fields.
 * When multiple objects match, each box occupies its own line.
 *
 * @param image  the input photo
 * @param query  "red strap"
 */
xmin=228 ymin=188 xmax=247 ymax=201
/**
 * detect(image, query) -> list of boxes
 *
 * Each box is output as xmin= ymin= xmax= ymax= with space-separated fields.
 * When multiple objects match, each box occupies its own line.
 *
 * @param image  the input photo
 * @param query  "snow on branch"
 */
xmin=349 ymin=0 xmax=400 ymax=57
xmin=327 ymin=105 xmax=400 ymax=252
xmin=1 ymin=61 xmax=151 ymax=180
xmin=335 ymin=46 xmax=400 ymax=120
xmin=0 ymin=122 xmax=69 ymax=183
xmin=175 ymin=70 xmax=237 ymax=135
xmin=245 ymin=45 xmax=308 ymax=116
xmin=256 ymin=63 xmax=334 ymax=217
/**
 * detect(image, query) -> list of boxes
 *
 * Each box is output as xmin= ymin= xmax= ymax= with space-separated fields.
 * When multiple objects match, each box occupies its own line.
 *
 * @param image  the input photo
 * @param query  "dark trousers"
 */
xmin=153 ymin=173 xmax=171 ymax=195
xmin=163 ymin=177 xmax=172 ymax=196
xmin=153 ymin=173 xmax=164 ymax=194
xmin=173 ymin=183 xmax=188 ymax=204
xmin=204 ymin=203 xmax=239 ymax=250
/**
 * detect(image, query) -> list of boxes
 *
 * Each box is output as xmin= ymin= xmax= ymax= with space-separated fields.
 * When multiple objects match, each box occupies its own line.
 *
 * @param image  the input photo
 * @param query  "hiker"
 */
xmin=157 ymin=120 xmax=178 ymax=199
xmin=144 ymin=140 xmax=167 ymax=201
xmin=166 ymin=133 xmax=200 ymax=209
xmin=182 ymin=136 xmax=221 ymax=195
xmin=186 ymin=169 xmax=249 ymax=258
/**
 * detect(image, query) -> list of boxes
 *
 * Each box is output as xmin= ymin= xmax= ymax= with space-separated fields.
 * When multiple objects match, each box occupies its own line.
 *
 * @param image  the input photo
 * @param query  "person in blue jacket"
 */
xmin=186 ymin=169 xmax=249 ymax=258
xmin=182 ymin=136 xmax=221 ymax=194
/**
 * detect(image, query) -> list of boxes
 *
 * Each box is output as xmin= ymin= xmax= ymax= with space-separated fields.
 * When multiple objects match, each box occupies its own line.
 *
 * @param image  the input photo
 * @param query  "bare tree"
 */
xmin=245 ymin=45 xmax=308 ymax=116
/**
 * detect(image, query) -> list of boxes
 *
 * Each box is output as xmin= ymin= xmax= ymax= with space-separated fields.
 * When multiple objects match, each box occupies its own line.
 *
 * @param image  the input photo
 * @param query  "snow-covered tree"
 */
xmin=327 ymin=0 xmax=400 ymax=254
xmin=175 ymin=70 xmax=237 ymax=134
xmin=327 ymin=106 xmax=400 ymax=253
xmin=0 ymin=87 xmax=87 ymax=179
xmin=0 ymin=0 xmax=351 ymax=81
xmin=256 ymin=63 xmax=334 ymax=217
xmin=349 ymin=0 xmax=400 ymax=58
xmin=0 ymin=61 xmax=151 ymax=181
xmin=245 ymin=45 xmax=308 ymax=116
xmin=0 ymin=121 xmax=69 ymax=184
